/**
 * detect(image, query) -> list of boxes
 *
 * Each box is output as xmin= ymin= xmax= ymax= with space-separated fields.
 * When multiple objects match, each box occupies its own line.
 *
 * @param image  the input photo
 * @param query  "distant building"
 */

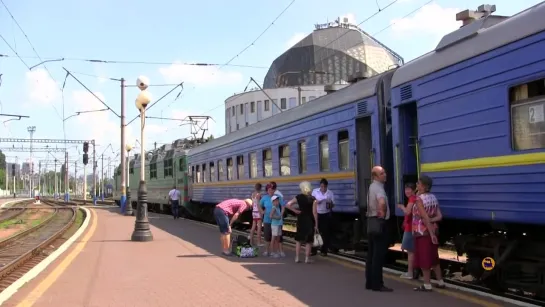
xmin=224 ymin=17 xmax=403 ymax=134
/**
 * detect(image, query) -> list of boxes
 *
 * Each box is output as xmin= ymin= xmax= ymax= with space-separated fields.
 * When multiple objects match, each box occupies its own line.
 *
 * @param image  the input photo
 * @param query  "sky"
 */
xmin=0 ymin=0 xmax=542 ymax=176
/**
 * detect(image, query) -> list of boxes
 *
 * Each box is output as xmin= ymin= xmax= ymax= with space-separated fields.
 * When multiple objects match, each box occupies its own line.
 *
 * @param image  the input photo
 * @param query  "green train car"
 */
xmin=113 ymin=139 xmax=200 ymax=216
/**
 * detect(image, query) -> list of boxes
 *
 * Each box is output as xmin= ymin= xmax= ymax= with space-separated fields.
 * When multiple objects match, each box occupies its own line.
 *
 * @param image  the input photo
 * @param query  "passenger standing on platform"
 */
xmin=311 ymin=178 xmax=335 ymax=256
xmin=260 ymin=184 xmax=286 ymax=257
xmin=249 ymin=183 xmax=264 ymax=246
xmin=169 ymin=185 xmax=181 ymax=219
xmin=412 ymin=175 xmax=446 ymax=291
xmin=214 ymin=198 xmax=253 ymax=256
xmin=365 ymin=166 xmax=393 ymax=292
xmin=269 ymin=181 xmax=286 ymax=256
xmin=269 ymin=195 xmax=285 ymax=258
xmin=397 ymin=182 xmax=417 ymax=279
xmin=285 ymin=181 xmax=318 ymax=263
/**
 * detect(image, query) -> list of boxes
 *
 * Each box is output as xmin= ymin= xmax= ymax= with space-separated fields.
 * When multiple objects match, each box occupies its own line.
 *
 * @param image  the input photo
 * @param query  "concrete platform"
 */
xmin=2 ymin=207 xmax=517 ymax=307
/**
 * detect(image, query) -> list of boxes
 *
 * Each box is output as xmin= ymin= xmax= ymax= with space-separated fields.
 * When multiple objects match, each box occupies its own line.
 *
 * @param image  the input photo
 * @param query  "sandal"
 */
xmin=305 ymin=258 xmax=313 ymax=264
xmin=414 ymin=285 xmax=432 ymax=292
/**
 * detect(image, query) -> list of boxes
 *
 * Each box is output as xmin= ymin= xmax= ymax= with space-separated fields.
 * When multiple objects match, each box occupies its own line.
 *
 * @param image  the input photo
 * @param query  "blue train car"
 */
xmin=391 ymin=2 xmax=545 ymax=294
xmin=188 ymin=71 xmax=397 ymax=250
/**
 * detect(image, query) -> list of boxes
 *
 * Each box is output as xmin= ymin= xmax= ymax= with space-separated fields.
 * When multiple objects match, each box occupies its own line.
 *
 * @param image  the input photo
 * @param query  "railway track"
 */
xmin=0 ymin=200 xmax=31 ymax=224
xmin=0 ymin=200 xmax=77 ymax=292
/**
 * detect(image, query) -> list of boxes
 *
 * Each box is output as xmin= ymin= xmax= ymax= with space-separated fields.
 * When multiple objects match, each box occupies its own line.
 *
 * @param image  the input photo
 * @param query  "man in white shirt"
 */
xmin=168 ymin=185 xmax=181 ymax=219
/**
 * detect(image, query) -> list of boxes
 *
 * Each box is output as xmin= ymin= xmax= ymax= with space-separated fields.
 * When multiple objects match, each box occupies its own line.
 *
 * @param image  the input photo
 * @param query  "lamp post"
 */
xmin=131 ymin=76 xmax=153 ymax=242
xmin=125 ymin=144 xmax=133 ymax=216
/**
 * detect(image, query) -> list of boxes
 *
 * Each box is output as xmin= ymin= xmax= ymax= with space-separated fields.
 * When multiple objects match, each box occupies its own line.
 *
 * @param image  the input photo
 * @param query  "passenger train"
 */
xmin=115 ymin=2 xmax=545 ymax=296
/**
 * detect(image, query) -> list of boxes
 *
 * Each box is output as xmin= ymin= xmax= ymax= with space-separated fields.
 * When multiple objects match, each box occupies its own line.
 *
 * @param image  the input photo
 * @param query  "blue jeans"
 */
xmin=171 ymin=200 xmax=179 ymax=218
xmin=214 ymin=207 xmax=230 ymax=234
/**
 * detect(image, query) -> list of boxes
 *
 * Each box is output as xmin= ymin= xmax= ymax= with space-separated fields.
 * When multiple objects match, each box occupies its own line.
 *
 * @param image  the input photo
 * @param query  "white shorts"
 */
xmin=271 ymin=225 xmax=282 ymax=237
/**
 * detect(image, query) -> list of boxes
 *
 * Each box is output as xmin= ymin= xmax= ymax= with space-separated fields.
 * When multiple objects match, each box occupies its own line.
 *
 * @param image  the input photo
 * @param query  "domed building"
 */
xmin=225 ymin=17 xmax=403 ymax=134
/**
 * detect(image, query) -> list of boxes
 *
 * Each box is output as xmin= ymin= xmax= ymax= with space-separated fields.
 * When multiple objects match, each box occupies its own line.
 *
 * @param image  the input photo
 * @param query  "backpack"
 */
xmin=231 ymin=234 xmax=257 ymax=258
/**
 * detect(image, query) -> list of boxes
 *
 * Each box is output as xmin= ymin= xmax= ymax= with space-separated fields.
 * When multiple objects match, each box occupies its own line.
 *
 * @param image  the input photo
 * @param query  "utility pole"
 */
xmin=27 ymin=126 xmax=36 ymax=198
xmin=93 ymin=141 xmax=97 ymax=205
xmin=74 ymin=161 xmax=77 ymax=196
xmin=64 ymin=151 xmax=69 ymax=202
xmin=120 ymin=78 xmax=128 ymax=214
xmin=101 ymin=154 xmax=104 ymax=201
xmin=38 ymin=161 xmax=41 ymax=196
xmin=54 ymin=159 xmax=58 ymax=199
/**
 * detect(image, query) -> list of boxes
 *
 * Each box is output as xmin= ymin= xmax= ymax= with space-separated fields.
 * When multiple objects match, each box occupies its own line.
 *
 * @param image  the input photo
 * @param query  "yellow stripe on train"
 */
xmin=421 ymin=152 xmax=545 ymax=173
xmin=191 ymin=171 xmax=355 ymax=187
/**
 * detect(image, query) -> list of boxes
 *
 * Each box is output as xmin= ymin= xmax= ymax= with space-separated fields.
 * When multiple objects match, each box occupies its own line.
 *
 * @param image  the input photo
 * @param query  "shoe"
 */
xmin=400 ymin=273 xmax=413 ymax=279
xmin=279 ymin=252 xmax=286 ymax=257
xmin=262 ymin=251 xmax=269 ymax=257
xmin=295 ymin=257 xmax=300 ymax=263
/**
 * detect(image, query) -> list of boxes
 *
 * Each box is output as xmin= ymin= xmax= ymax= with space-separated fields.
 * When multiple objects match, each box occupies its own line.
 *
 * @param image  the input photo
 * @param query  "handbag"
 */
xmin=366 ymin=190 xmax=386 ymax=235
xmin=313 ymin=229 xmax=323 ymax=247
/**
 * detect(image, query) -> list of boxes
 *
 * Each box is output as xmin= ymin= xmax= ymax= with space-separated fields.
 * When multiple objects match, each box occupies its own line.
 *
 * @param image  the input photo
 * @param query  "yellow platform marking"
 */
xmin=16 ymin=209 xmax=98 ymax=307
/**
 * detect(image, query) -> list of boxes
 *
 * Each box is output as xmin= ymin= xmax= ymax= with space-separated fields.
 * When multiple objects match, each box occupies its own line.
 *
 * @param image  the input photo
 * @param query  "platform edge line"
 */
xmin=0 ymin=207 xmax=92 ymax=306
xmin=172 ymin=214 xmax=539 ymax=307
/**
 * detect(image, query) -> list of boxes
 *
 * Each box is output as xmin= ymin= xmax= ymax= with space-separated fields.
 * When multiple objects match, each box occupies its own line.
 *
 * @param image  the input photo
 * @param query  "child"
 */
xmin=397 ymin=182 xmax=417 ymax=279
xmin=249 ymin=183 xmax=264 ymax=246
xmin=269 ymin=195 xmax=284 ymax=258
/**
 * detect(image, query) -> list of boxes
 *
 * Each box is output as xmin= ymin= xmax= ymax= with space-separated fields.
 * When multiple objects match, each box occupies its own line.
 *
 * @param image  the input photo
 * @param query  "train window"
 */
xmin=217 ymin=160 xmax=224 ymax=181
xmin=264 ymin=100 xmax=270 ymax=111
xmin=202 ymin=164 xmax=207 ymax=182
xmin=251 ymin=102 xmax=255 ymax=113
xmin=150 ymin=163 xmax=158 ymax=179
xmin=163 ymin=158 xmax=173 ymax=177
xmin=249 ymin=152 xmax=257 ymax=178
xmin=178 ymin=157 xmax=186 ymax=172
xmin=226 ymin=158 xmax=233 ymax=180
xmin=338 ymin=131 xmax=350 ymax=170
xmin=279 ymin=145 xmax=290 ymax=176
xmin=209 ymin=162 xmax=215 ymax=182
xmin=195 ymin=165 xmax=201 ymax=183
xmin=240 ymin=104 xmax=244 ymax=114
xmin=319 ymin=135 xmax=330 ymax=171
xmin=263 ymin=149 xmax=273 ymax=177
xmin=236 ymin=155 xmax=244 ymax=179
xmin=298 ymin=141 xmax=307 ymax=174
xmin=280 ymin=98 xmax=287 ymax=109
xmin=191 ymin=165 xmax=195 ymax=183
xmin=301 ymin=97 xmax=306 ymax=105
xmin=231 ymin=106 xmax=235 ymax=116
xmin=510 ymin=79 xmax=545 ymax=150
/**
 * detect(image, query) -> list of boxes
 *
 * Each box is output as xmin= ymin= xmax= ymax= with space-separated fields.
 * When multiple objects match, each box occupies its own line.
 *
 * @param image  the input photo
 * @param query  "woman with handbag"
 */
xmin=311 ymin=178 xmax=335 ymax=256
xmin=285 ymin=181 xmax=319 ymax=264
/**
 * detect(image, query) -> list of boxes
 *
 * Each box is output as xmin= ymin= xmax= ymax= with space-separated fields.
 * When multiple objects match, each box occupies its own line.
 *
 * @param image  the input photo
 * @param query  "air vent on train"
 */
xmin=356 ymin=101 xmax=369 ymax=116
xmin=400 ymin=85 xmax=413 ymax=101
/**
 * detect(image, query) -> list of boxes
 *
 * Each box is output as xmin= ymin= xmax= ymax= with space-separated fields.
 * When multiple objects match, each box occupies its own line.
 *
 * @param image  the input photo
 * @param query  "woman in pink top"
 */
xmin=214 ymin=198 xmax=252 ymax=256
xmin=412 ymin=175 xmax=445 ymax=291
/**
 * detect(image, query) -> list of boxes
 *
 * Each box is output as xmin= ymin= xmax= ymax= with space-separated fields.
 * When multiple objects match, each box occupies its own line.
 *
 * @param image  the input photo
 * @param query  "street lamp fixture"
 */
xmin=124 ymin=143 xmax=134 ymax=216
xmin=131 ymin=75 xmax=153 ymax=242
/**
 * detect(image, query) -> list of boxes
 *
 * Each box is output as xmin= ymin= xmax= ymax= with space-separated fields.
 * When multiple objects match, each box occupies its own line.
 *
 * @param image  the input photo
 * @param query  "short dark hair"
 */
xmin=269 ymin=181 xmax=277 ymax=190
xmin=255 ymin=183 xmax=262 ymax=190
xmin=319 ymin=178 xmax=328 ymax=186
xmin=404 ymin=182 xmax=416 ymax=190
xmin=419 ymin=175 xmax=433 ymax=192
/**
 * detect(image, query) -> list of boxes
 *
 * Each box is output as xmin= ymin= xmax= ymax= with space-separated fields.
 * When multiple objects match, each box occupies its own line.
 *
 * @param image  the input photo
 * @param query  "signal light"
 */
xmin=11 ymin=164 xmax=15 ymax=176
xmin=83 ymin=153 xmax=89 ymax=165
xmin=83 ymin=142 xmax=89 ymax=153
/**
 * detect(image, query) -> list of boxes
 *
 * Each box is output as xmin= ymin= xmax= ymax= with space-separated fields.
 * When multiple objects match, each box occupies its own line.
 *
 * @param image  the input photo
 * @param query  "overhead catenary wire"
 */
xmin=0 ymin=0 xmax=64 ymax=120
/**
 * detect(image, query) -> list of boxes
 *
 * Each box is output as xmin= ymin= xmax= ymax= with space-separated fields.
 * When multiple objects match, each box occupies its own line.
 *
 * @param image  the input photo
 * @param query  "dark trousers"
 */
xmin=365 ymin=231 xmax=389 ymax=290
xmin=171 ymin=200 xmax=180 ymax=218
xmin=312 ymin=213 xmax=332 ymax=254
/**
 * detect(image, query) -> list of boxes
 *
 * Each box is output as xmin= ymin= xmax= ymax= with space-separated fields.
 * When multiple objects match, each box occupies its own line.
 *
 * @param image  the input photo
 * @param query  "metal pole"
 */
xmin=120 ymin=78 xmax=127 ymax=213
xmin=38 ymin=161 xmax=41 ymax=195
xmin=93 ymin=141 xmax=97 ymax=205
xmin=75 ymin=161 xmax=77 ymax=197
xmin=126 ymin=151 xmax=132 ymax=215
xmin=132 ymin=106 xmax=153 ymax=241
xmin=84 ymin=164 xmax=87 ymax=201
xmin=101 ymin=154 xmax=104 ymax=201
xmin=54 ymin=159 xmax=58 ymax=199
xmin=298 ymin=87 xmax=302 ymax=105
xmin=27 ymin=126 xmax=36 ymax=197
xmin=65 ymin=151 xmax=69 ymax=202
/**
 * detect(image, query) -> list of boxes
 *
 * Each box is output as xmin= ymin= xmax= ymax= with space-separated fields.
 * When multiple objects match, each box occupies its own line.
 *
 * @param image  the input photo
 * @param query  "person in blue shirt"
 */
xmin=260 ymin=183 xmax=285 ymax=257
xmin=269 ymin=195 xmax=285 ymax=258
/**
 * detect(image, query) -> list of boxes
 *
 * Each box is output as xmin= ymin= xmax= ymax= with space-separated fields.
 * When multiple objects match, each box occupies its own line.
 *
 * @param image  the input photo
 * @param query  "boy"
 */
xmin=397 ymin=182 xmax=417 ymax=279
xmin=269 ymin=195 xmax=284 ymax=258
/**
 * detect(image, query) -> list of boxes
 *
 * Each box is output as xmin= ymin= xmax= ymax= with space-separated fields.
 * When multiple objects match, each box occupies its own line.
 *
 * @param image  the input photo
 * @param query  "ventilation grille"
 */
xmin=357 ymin=101 xmax=369 ymax=116
xmin=400 ymin=85 xmax=413 ymax=101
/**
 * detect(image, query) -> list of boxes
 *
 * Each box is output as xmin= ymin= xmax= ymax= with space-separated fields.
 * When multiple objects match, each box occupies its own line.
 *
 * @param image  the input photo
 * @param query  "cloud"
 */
xmin=390 ymin=3 xmax=461 ymax=36
xmin=159 ymin=62 xmax=243 ymax=87
xmin=285 ymin=33 xmax=307 ymax=49
xmin=25 ymin=69 xmax=61 ymax=105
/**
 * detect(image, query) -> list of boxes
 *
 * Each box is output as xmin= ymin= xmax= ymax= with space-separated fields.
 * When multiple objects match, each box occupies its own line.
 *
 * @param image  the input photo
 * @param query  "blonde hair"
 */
xmin=299 ymin=181 xmax=312 ymax=195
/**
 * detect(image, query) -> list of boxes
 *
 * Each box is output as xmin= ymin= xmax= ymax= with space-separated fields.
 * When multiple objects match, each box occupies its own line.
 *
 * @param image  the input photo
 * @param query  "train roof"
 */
xmin=391 ymin=1 xmax=545 ymax=88
xmin=189 ymin=72 xmax=387 ymax=156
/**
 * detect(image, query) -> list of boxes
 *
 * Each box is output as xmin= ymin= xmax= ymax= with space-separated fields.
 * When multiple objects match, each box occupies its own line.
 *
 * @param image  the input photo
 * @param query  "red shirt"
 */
xmin=403 ymin=195 xmax=417 ymax=232
xmin=217 ymin=199 xmax=248 ymax=216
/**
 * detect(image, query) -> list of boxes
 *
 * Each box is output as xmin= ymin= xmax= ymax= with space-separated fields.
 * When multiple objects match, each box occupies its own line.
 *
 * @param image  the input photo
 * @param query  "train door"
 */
xmin=398 ymin=101 xmax=419 ymax=200
xmin=353 ymin=116 xmax=373 ymax=248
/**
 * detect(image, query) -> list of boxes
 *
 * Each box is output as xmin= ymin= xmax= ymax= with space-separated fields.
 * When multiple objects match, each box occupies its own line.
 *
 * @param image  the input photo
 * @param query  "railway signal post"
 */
xmin=131 ymin=76 xmax=153 ymax=242
xmin=125 ymin=144 xmax=133 ymax=216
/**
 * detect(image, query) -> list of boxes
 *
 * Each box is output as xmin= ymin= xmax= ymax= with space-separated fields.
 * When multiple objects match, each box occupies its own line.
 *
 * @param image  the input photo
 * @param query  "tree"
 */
xmin=0 ymin=150 xmax=5 ymax=188
xmin=0 ymin=150 xmax=5 ymax=169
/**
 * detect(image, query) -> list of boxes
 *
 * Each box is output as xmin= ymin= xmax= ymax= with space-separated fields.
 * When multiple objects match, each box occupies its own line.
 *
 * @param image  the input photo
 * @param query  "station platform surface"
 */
xmin=3 ymin=207 xmax=515 ymax=307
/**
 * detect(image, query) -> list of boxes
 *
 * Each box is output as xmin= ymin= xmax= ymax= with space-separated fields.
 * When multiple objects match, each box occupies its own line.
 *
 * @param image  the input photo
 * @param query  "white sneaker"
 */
xmin=262 ymin=251 xmax=269 ymax=257
xmin=271 ymin=253 xmax=281 ymax=258
xmin=400 ymin=272 xmax=413 ymax=279
xmin=279 ymin=252 xmax=286 ymax=257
